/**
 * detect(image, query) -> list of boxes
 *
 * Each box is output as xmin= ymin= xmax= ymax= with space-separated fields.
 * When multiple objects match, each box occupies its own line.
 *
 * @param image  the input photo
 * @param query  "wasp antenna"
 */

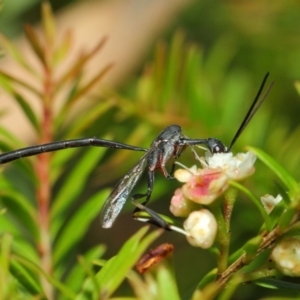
xmin=227 ymin=72 xmax=274 ymax=152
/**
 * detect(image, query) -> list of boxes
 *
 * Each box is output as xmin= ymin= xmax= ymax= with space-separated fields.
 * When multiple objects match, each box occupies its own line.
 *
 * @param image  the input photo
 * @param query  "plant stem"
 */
xmin=216 ymin=225 xmax=279 ymax=286
xmin=223 ymin=188 xmax=237 ymax=233
xmin=35 ymin=55 xmax=54 ymax=300
xmin=213 ymin=205 xmax=228 ymax=273
xmin=213 ymin=188 xmax=238 ymax=274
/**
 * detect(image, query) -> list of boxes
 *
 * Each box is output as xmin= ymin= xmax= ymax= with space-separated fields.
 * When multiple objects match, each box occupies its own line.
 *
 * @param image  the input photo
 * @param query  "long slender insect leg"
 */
xmin=0 ymin=138 xmax=147 ymax=164
xmin=165 ymin=144 xmax=187 ymax=179
xmin=174 ymin=144 xmax=187 ymax=159
xmin=132 ymin=170 xmax=154 ymax=207
xmin=131 ymin=170 xmax=170 ymax=229
xmin=132 ymin=200 xmax=171 ymax=229
xmin=168 ymin=163 xmax=176 ymax=179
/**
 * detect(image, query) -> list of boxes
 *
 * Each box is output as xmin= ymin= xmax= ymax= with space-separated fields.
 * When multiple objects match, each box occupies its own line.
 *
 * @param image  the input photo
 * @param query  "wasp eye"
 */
xmin=207 ymin=138 xmax=226 ymax=154
xmin=213 ymin=146 xmax=221 ymax=153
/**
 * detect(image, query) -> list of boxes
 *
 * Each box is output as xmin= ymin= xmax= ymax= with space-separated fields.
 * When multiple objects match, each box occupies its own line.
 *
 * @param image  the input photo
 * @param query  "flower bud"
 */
xmin=271 ymin=237 xmax=300 ymax=277
xmin=261 ymin=194 xmax=282 ymax=214
xmin=174 ymin=166 xmax=197 ymax=182
xmin=183 ymin=209 xmax=217 ymax=248
xmin=170 ymin=188 xmax=196 ymax=217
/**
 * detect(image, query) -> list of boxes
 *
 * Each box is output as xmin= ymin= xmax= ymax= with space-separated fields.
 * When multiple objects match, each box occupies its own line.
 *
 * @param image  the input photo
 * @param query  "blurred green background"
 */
xmin=1 ymin=0 xmax=300 ymax=299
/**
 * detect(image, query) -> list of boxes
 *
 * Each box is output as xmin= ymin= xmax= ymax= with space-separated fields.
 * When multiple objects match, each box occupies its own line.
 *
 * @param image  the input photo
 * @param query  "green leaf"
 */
xmin=0 ymin=139 xmax=35 ymax=176
xmin=97 ymin=228 xmax=161 ymax=297
xmin=294 ymin=80 xmax=300 ymax=96
xmin=75 ymin=227 xmax=161 ymax=300
xmin=12 ymin=238 xmax=39 ymax=264
xmin=55 ymin=37 xmax=107 ymax=94
xmin=24 ymin=25 xmax=47 ymax=68
xmin=50 ymin=148 xmax=80 ymax=182
xmin=0 ymin=179 xmax=39 ymax=240
xmin=242 ymin=236 xmax=262 ymax=263
xmin=51 ymin=146 xmax=106 ymax=236
xmin=0 ymin=34 xmax=39 ymax=77
xmin=254 ymin=277 xmax=300 ymax=291
xmin=229 ymin=181 xmax=271 ymax=230
xmin=0 ymin=70 xmax=42 ymax=97
xmin=156 ymin=265 xmax=180 ymax=300
xmin=161 ymin=31 xmax=184 ymax=106
xmin=267 ymin=197 xmax=287 ymax=229
xmin=248 ymin=147 xmax=300 ymax=197
xmin=279 ymin=221 xmax=300 ymax=239
xmin=55 ymin=73 xmax=82 ymax=127
xmin=11 ymin=92 xmax=40 ymax=134
xmin=0 ymin=210 xmax=21 ymax=236
xmin=0 ymin=76 xmax=40 ymax=133
xmin=278 ymin=206 xmax=297 ymax=231
xmin=64 ymin=64 xmax=113 ymax=107
xmin=205 ymin=35 xmax=237 ymax=78
xmin=53 ymin=29 xmax=73 ymax=65
xmin=41 ymin=2 xmax=56 ymax=47
xmin=0 ymin=233 xmax=12 ymax=279
xmin=183 ymin=46 xmax=206 ymax=122
xmin=12 ymin=254 xmax=76 ymax=299
xmin=10 ymin=258 xmax=44 ymax=296
xmin=59 ymin=100 xmax=116 ymax=139
xmin=60 ymin=245 xmax=106 ymax=298
xmin=198 ymin=268 xmax=218 ymax=288
xmin=0 ymin=126 xmax=24 ymax=147
xmin=0 ymin=192 xmax=39 ymax=239
xmin=78 ymin=256 xmax=101 ymax=300
xmin=274 ymin=181 xmax=292 ymax=205
xmin=53 ymin=189 xmax=109 ymax=266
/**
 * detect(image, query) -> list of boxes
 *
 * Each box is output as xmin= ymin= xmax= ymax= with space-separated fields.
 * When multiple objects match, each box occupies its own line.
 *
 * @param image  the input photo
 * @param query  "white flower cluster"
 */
xmin=169 ymin=151 xmax=256 ymax=248
xmin=204 ymin=151 xmax=256 ymax=181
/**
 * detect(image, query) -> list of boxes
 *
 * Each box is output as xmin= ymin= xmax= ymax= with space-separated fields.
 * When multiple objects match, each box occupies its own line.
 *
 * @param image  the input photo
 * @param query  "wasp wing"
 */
xmin=100 ymin=150 xmax=153 ymax=228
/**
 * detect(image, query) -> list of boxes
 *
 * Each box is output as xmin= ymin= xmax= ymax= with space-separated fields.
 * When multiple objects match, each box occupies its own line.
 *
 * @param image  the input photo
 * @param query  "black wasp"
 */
xmin=0 ymin=73 xmax=273 ymax=229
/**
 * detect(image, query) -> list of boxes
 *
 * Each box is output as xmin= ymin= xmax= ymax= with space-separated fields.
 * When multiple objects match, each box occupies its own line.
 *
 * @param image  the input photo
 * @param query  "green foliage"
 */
xmin=0 ymin=3 xmax=159 ymax=299
xmin=1 ymin=2 xmax=300 ymax=300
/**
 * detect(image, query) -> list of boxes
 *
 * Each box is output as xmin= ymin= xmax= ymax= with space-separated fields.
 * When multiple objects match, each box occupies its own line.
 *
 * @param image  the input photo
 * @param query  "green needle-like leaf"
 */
xmin=0 ymin=76 xmax=40 ymax=133
xmin=41 ymin=2 xmax=56 ymax=47
xmin=60 ymin=245 xmax=106 ymax=297
xmin=55 ymin=37 xmax=107 ymax=94
xmin=0 ymin=34 xmax=39 ymax=77
xmin=156 ymin=265 xmax=180 ymax=300
xmin=248 ymin=147 xmax=300 ymax=197
xmin=75 ymin=227 xmax=161 ymax=299
xmin=11 ymin=92 xmax=41 ymax=134
xmin=24 ymin=25 xmax=47 ymax=68
xmin=10 ymin=258 xmax=44 ymax=296
xmin=53 ymin=29 xmax=73 ymax=65
xmin=51 ymin=146 xmax=106 ymax=236
xmin=63 ymin=63 xmax=113 ymax=107
xmin=0 ymin=139 xmax=35 ymax=176
xmin=229 ymin=180 xmax=271 ymax=230
xmin=0 ymin=179 xmax=38 ymax=239
xmin=53 ymin=189 xmax=109 ymax=266
xmin=0 ymin=70 xmax=42 ymax=97
xmin=254 ymin=278 xmax=300 ymax=291
xmin=0 ymin=233 xmax=12 ymax=280
xmin=242 ymin=236 xmax=263 ymax=263
xmin=12 ymin=255 xmax=76 ymax=299
xmin=161 ymin=31 xmax=184 ymax=106
xmin=59 ymin=100 xmax=116 ymax=139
